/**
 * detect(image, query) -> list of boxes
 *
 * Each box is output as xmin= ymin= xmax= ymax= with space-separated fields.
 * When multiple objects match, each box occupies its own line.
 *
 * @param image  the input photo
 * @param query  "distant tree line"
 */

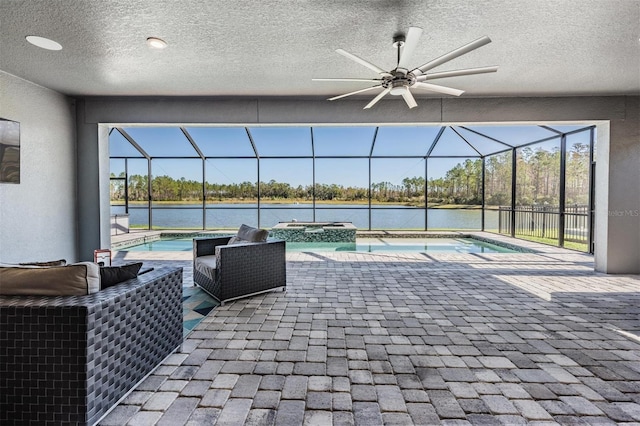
xmin=111 ymin=144 xmax=590 ymax=206
xmin=485 ymin=142 xmax=590 ymax=206
xmin=111 ymin=163 xmax=482 ymax=205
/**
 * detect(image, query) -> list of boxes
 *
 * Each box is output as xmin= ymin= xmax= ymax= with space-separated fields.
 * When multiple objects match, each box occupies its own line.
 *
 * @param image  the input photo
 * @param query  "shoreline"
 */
xmin=113 ymin=200 xmax=490 ymax=209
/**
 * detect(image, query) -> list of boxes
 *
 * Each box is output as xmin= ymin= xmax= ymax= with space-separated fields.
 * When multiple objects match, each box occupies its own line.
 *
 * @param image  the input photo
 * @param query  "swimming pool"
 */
xmin=122 ymin=237 xmax=517 ymax=253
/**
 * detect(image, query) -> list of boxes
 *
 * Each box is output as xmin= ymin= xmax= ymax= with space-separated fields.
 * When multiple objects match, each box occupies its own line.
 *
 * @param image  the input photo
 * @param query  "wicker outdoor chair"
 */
xmin=193 ymin=229 xmax=286 ymax=305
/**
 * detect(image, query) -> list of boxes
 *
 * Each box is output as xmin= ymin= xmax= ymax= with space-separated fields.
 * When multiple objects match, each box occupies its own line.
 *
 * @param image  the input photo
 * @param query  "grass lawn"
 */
xmin=514 ymin=234 xmax=589 ymax=252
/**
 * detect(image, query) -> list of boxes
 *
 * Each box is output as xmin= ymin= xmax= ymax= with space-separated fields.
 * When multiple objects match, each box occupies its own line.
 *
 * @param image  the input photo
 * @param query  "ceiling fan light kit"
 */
xmin=313 ymin=27 xmax=498 ymax=109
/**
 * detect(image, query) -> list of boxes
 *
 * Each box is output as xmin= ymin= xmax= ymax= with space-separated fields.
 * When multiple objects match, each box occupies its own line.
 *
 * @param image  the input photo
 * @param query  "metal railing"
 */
xmin=498 ymin=205 xmax=589 ymax=247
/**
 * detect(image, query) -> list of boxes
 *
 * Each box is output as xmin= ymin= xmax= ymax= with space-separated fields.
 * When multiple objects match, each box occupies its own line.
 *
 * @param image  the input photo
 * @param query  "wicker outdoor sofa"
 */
xmin=0 ymin=266 xmax=184 ymax=426
xmin=193 ymin=235 xmax=286 ymax=305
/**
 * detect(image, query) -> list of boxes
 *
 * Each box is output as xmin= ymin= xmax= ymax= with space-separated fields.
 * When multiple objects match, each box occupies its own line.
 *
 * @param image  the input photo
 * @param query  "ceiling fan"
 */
xmin=313 ymin=27 xmax=498 ymax=109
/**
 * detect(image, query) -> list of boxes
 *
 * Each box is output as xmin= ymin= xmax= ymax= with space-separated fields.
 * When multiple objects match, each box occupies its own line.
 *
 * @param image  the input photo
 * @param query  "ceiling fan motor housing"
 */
xmin=384 ymin=73 xmax=416 ymax=95
xmin=389 ymin=79 xmax=408 ymax=95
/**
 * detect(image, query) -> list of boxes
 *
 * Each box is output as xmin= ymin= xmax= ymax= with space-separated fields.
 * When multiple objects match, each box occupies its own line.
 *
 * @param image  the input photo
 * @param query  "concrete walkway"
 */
xmin=101 ymin=237 xmax=640 ymax=425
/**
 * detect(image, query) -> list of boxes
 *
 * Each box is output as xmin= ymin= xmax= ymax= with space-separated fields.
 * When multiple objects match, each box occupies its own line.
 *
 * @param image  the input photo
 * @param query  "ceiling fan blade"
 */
xmin=336 ymin=48 xmax=390 ymax=76
xmin=328 ymin=85 xmax=383 ymax=101
xmin=401 ymin=89 xmax=418 ymax=109
xmin=416 ymin=66 xmax=498 ymax=81
xmin=413 ymin=36 xmax=492 ymax=74
xmin=414 ymin=82 xmax=464 ymax=96
xmin=364 ymin=88 xmax=391 ymax=109
xmin=397 ymin=26 xmax=423 ymax=71
xmin=313 ymin=78 xmax=383 ymax=82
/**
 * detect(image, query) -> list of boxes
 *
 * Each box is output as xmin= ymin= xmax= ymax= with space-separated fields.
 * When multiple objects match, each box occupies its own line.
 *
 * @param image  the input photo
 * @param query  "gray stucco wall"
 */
xmin=76 ymin=96 xmax=639 ymax=273
xmin=0 ymin=72 xmax=77 ymax=263
xmin=595 ymin=97 xmax=640 ymax=273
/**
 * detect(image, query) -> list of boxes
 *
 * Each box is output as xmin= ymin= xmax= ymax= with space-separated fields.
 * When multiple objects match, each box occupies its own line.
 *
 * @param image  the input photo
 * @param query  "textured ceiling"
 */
xmin=1 ymin=0 xmax=639 ymax=98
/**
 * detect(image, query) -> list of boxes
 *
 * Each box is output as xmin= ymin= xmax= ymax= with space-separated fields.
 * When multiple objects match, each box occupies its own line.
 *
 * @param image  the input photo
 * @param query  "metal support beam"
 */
xmin=425 ymin=159 xmax=429 ymax=230
xmin=311 ymin=127 xmax=316 ymax=223
xmin=124 ymin=158 xmax=129 ymax=214
xmin=368 ymin=128 xmax=379 ymax=230
xmin=511 ymin=148 xmax=517 ymax=238
xmin=245 ymin=128 xmax=260 ymax=227
xmin=369 ymin=127 xmax=378 ymax=158
xmin=451 ymin=127 xmax=483 ymax=157
xmin=481 ymin=156 xmax=486 ymax=231
xmin=559 ymin=134 xmax=567 ymax=247
xmin=147 ymin=158 xmax=152 ymax=230
xmin=117 ymin=128 xmax=151 ymax=159
xmin=588 ymin=127 xmax=595 ymax=254
xmin=458 ymin=126 xmax=513 ymax=148
xmin=425 ymin=126 xmax=446 ymax=158
xmin=202 ymin=159 xmax=206 ymax=229
xmin=180 ymin=128 xmax=207 ymax=230
xmin=181 ymin=127 xmax=206 ymax=159
xmin=115 ymin=128 xmax=153 ymax=229
xmin=180 ymin=127 xmax=207 ymax=229
xmin=424 ymin=127 xmax=447 ymax=232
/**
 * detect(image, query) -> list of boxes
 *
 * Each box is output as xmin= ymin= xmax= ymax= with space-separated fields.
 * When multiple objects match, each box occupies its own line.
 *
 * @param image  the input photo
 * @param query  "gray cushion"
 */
xmin=195 ymin=255 xmax=217 ymax=281
xmin=227 ymin=236 xmax=242 ymax=245
xmin=236 ymin=224 xmax=269 ymax=243
xmin=227 ymin=236 xmax=260 ymax=246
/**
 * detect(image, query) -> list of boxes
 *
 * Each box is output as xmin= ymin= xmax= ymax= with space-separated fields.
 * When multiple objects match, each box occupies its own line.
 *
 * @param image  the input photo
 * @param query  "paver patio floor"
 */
xmin=102 ymin=239 xmax=640 ymax=425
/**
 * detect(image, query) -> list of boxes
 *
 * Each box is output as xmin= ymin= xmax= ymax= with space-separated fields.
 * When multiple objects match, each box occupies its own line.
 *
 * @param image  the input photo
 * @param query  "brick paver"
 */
xmin=101 ymin=236 xmax=640 ymax=425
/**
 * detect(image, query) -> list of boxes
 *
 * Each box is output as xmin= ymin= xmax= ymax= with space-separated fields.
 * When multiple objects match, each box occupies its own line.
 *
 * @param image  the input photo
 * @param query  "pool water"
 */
xmin=123 ymin=237 xmax=516 ymax=253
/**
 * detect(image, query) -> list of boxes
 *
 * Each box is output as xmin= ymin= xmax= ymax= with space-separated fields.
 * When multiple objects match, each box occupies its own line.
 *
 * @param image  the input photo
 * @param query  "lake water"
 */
xmin=111 ymin=203 xmax=499 ymax=230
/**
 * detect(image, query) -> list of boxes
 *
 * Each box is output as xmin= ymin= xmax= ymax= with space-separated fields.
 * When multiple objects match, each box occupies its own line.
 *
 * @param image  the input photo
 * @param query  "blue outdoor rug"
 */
xmin=182 ymin=286 xmax=218 ymax=336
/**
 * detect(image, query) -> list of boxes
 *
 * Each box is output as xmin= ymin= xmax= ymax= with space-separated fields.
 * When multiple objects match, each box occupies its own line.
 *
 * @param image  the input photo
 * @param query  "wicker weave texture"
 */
xmin=193 ymin=238 xmax=286 ymax=304
xmin=193 ymin=236 xmax=232 ymax=258
xmin=0 ymin=266 xmax=183 ymax=426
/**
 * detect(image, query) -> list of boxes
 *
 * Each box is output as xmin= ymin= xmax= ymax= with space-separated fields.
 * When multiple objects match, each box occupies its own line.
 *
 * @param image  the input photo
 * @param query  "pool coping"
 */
xmin=111 ymin=230 xmax=229 ymax=251
xmin=111 ymin=230 xmax=559 ymax=254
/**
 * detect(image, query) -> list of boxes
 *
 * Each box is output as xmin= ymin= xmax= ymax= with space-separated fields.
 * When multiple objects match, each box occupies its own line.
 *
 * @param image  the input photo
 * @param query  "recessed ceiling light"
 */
xmin=25 ymin=35 xmax=62 ymax=51
xmin=146 ymin=37 xmax=167 ymax=49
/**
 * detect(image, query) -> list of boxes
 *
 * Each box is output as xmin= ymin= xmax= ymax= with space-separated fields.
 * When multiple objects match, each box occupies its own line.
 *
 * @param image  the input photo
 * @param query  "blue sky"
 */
xmin=110 ymin=125 xmax=591 ymax=187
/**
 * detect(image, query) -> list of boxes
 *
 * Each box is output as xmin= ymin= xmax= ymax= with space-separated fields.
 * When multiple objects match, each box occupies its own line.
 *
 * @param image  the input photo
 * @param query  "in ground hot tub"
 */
xmin=270 ymin=222 xmax=356 ymax=243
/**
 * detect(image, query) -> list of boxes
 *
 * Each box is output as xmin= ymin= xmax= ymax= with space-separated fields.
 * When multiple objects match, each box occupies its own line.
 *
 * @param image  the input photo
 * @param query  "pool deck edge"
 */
xmin=111 ymin=230 xmax=591 ymax=258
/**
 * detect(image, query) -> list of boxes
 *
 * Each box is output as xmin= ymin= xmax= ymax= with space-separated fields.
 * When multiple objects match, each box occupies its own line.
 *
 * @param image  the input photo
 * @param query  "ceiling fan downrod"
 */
xmin=393 ymin=33 xmax=406 ymax=70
